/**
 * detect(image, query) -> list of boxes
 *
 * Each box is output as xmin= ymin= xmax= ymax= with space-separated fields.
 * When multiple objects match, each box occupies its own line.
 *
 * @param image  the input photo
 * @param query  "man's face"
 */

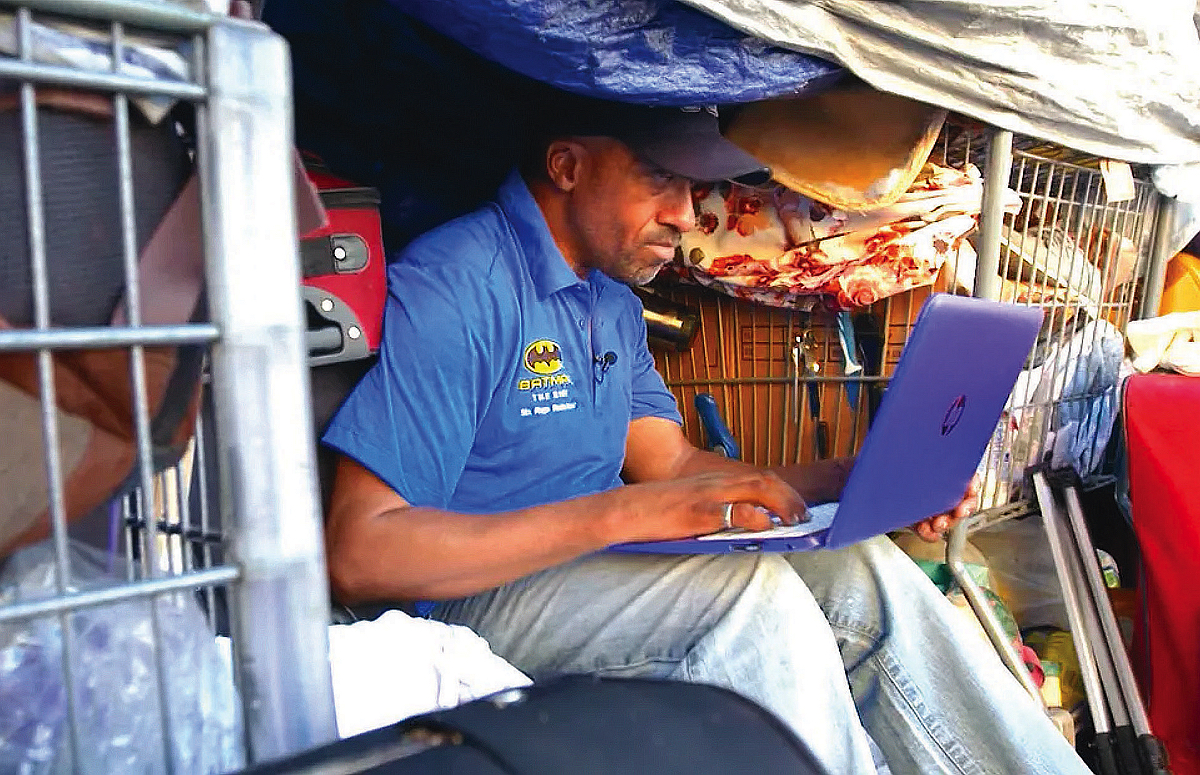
xmin=565 ymin=138 xmax=695 ymax=286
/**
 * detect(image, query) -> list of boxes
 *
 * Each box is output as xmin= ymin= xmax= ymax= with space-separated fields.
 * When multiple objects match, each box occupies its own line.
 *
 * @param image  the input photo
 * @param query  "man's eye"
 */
xmin=647 ymin=168 xmax=675 ymax=186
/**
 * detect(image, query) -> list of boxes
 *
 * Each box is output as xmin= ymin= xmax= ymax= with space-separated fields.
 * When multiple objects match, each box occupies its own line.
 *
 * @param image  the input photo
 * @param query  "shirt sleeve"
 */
xmin=322 ymin=248 xmax=502 ymax=509
xmin=626 ymin=296 xmax=683 ymax=425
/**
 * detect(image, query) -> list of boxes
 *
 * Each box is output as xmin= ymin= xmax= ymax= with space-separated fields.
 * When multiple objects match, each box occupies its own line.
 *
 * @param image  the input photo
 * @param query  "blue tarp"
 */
xmin=384 ymin=0 xmax=840 ymax=106
xmin=263 ymin=0 xmax=840 ymax=249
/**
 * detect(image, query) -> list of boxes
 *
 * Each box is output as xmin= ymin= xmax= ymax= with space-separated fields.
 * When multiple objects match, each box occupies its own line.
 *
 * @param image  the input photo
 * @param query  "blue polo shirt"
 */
xmin=322 ymin=171 xmax=682 ymax=513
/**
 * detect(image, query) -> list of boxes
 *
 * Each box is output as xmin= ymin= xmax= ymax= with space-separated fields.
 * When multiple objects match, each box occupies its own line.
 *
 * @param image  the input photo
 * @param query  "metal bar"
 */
xmin=760 ymin=304 xmax=770 ymax=463
xmin=780 ymin=316 xmax=793 ymax=466
xmin=176 ymin=463 xmax=195 ymax=575
xmin=195 ymin=413 xmax=219 ymax=624
xmin=112 ymin=23 xmax=176 ymax=770
xmin=1077 ymin=197 xmax=1134 ymax=474
xmin=1056 ymin=486 xmax=1144 ymax=775
xmin=15 ymin=10 xmax=86 ymax=769
xmin=748 ymin=301 xmax=758 ymax=462
xmin=974 ymin=130 xmax=1013 ymax=300
xmin=0 ymin=566 xmax=242 ymax=624
xmin=1010 ymin=150 xmax=1115 ymax=176
xmin=1058 ymin=500 xmax=1131 ymax=729
xmin=0 ymin=59 xmax=207 ymax=100
xmin=946 ymin=515 xmax=1045 ymax=705
xmin=1119 ymin=190 xmax=1153 ymax=326
xmin=0 ymin=323 xmax=219 ymax=350
xmin=0 ymin=0 xmax=215 ymax=33
xmin=1139 ymin=194 xmax=1176 ymax=319
xmin=200 ymin=20 xmax=337 ymax=762
xmin=1062 ymin=486 xmax=1152 ymax=734
xmin=999 ymin=155 xmax=1027 ymax=298
xmin=122 ymin=493 xmax=138 ymax=580
xmin=1032 ymin=473 xmax=1112 ymax=732
xmin=1113 ymin=195 xmax=1149 ymax=331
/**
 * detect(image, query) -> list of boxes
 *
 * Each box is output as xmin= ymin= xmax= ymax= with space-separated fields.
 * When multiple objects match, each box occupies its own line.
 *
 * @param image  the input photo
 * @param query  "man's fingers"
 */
xmin=716 ymin=476 xmax=803 ymax=525
xmin=730 ymin=504 xmax=775 ymax=531
xmin=913 ymin=520 xmax=941 ymax=543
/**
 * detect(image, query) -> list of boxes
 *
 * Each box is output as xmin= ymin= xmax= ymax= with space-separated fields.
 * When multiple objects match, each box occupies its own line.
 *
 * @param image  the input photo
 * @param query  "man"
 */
xmin=322 ymin=100 xmax=1090 ymax=774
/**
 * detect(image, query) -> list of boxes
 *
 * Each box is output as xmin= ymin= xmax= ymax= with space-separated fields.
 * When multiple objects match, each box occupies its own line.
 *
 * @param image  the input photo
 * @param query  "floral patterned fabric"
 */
xmin=679 ymin=164 xmax=1016 ymax=311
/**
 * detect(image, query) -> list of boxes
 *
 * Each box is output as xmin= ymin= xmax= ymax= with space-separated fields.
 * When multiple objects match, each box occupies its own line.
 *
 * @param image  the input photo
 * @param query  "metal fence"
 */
xmin=0 ymin=0 xmax=336 ymax=769
xmin=653 ymin=120 xmax=1173 ymax=519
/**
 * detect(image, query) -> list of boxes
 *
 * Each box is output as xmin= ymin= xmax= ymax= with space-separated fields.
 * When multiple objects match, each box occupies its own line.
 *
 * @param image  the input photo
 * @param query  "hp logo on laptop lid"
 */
xmin=941 ymin=395 xmax=967 ymax=436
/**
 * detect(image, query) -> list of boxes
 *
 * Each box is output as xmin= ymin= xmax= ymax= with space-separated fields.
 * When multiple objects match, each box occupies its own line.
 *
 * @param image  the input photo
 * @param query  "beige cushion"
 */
xmin=727 ymin=85 xmax=946 ymax=211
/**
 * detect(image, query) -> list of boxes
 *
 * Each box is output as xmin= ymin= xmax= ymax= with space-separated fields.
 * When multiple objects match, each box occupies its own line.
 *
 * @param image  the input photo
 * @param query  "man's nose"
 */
xmin=658 ymin=181 xmax=696 ymax=234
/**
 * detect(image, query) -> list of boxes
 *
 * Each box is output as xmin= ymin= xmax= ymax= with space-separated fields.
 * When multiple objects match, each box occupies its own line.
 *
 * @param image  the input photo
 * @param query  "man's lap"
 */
xmin=432 ymin=548 xmax=882 ymax=774
xmin=431 ymin=551 xmax=797 ymax=680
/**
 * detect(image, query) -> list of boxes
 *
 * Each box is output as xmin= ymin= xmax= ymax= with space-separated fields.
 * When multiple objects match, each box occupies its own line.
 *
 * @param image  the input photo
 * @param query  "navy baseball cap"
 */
xmin=537 ymin=97 xmax=772 ymax=185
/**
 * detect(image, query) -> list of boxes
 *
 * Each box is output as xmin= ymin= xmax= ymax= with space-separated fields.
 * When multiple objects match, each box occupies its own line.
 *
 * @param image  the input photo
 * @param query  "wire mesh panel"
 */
xmin=0 ymin=1 xmax=336 ymax=770
xmin=653 ymin=284 xmax=906 ymax=466
xmin=961 ymin=127 xmax=1162 ymax=509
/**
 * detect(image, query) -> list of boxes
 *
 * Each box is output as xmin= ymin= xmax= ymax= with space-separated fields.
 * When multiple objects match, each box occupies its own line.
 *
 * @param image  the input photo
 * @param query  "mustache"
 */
xmin=645 ymin=228 xmax=682 ymax=248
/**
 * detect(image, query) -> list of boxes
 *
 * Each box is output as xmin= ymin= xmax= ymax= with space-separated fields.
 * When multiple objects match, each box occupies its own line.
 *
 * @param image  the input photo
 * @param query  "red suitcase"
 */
xmin=301 ymin=165 xmax=387 ymax=365
xmin=1125 ymin=372 xmax=1200 ymax=775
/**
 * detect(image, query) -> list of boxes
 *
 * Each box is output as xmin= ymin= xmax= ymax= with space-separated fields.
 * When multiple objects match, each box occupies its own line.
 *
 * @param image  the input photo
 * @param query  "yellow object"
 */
xmin=1025 ymin=629 xmax=1087 ymax=711
xmin=1161 ymin=252 xmax=1200 ymax=314
xmin=1041 ymin=674 xmax=1064 ymax=708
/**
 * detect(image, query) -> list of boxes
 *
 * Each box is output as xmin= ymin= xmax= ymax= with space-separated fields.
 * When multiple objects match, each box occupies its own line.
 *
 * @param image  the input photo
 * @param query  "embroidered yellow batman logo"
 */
xmin=523 ymin=339 xmax=563 ymax=375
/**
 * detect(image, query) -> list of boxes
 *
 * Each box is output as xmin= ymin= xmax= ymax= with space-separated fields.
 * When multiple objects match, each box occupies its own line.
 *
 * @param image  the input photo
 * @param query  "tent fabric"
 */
xmin=674 ymin=0 xmax=1200 ymax=167
xmin=384 ymin=0 xmax=843 ymax=106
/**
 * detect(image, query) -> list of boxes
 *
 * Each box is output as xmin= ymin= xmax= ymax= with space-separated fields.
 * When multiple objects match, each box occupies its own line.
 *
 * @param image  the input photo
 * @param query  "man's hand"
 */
xmin=909 ymin=474 xmax=981 ymax=543
xmin=602 ymin=469 xmax=807 ymax=544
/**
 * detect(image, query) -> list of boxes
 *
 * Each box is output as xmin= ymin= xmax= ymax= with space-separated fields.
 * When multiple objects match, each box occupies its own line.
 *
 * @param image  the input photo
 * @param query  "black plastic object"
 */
xmin=1139 ymin=733 xmax=1172 ymax=774
xmin=240 ymin=676 xmax=829 ymax=775
xmin=635 ymin=287 xmax=700 ymax=352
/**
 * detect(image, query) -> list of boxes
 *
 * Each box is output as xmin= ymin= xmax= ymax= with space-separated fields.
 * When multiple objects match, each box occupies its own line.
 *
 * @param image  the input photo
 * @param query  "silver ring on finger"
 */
xmin=721 ymin=502 xmax=734 ymax=530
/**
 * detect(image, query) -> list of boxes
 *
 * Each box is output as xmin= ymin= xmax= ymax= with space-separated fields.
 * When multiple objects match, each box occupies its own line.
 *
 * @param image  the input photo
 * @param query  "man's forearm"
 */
xmin=328 ymin=495 xmax=621 ymax=604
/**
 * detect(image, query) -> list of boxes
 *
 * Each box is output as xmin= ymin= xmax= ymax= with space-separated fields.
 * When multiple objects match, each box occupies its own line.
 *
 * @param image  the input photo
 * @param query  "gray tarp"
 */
xmin=677 ymin=0 xmax=1200 ymax=168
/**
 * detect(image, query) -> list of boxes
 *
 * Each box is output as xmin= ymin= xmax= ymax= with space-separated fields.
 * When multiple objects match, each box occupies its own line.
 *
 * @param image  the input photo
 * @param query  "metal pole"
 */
xmin=1063 ymin=486 xmax=1172 ymax=773
xmin=200 ymin=19 xmax=337 ymax=763
xmin=1032 ymin=472 xmax=1120 ymax=775
xmin=946 ymin=516 xmax=1044 ymax=704
xmin=974 ymin=130 xmax=1013 ymax=301
xmin=1138 ymin=194 xmax=1177 ymax=320
xmin=1056 ymin=500 xmax=1140 ymax=775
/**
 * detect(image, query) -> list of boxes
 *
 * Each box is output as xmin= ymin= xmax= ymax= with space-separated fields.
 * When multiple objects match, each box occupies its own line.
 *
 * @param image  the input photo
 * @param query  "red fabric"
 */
xmin=301 ymin=173 xmax=387 ymax=355
xmin=1125 ymin=373 xmax=1200 ymax=775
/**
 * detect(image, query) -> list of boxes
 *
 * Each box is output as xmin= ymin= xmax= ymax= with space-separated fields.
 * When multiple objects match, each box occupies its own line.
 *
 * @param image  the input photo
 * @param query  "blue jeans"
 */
xmin=433 ymin=536 xmax=1089 ymax=775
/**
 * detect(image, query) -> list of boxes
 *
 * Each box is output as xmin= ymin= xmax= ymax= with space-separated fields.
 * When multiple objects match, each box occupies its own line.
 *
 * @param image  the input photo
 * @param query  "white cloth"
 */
xmin=1127 ymin=311 xmax=1200 ymax=375
xmin=327 ymin=611 xmax=532 ymax=738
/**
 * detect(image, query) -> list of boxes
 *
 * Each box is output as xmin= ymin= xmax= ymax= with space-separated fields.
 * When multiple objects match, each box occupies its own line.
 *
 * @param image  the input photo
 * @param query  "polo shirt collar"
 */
xmin=497 ymin=170 xmax=586 ymax=299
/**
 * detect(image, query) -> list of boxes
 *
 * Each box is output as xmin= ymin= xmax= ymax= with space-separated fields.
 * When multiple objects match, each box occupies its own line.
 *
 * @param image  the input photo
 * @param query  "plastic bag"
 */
xmin=967 ymin=516 xmax=1069 ymax=632
xmin=0 ymin=540 xmax=242 ymax=774
xmin=975 ymin=317 xmax=1126 ymax=507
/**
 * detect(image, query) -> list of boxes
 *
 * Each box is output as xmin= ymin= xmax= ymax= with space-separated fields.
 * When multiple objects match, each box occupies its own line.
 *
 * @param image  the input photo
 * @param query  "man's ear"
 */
xmin=545 ymin=140 xmax=585 ymax=192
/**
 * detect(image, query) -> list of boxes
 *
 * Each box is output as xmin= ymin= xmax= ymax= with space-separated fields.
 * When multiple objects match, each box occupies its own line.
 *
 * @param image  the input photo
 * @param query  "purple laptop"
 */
xmin=610 ymin=294 xmax=1044 ymax=554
